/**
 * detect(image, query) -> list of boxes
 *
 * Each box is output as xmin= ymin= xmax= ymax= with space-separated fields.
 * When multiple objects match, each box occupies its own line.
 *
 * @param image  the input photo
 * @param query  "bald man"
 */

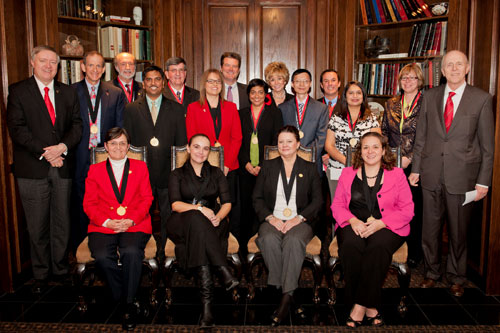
xmin=409 ymin=50 xmax=494 ymax=297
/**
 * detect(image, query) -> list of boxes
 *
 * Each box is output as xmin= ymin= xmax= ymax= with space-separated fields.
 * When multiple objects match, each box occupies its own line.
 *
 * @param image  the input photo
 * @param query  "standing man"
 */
xmin=7 ymin=45 xmax=82 ymax=292
xmin=318 ymin=69 xmax=341 ymax=118
xmin=112 ymin=52 xmax=142 ymax=104
xmin=124 ymin=65 xmax=187 ymax=260
xmin=163 ymin=56 xmax=200 ymax=113
xmin=220 ymin=52 xmax=249 ymax=110
xmin=409 ymin=50 xmax=494 ymax=297
xmin=72 ymin=51 xmax=126 ymax=247
xmin=280 ymin=68 xmax=328 ymax=173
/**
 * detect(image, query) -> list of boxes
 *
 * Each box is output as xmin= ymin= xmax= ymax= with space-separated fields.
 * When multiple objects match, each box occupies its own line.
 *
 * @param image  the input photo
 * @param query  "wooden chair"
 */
xmin=326 ymin=145 xmax=410 ymax=315
xmin=163 ymin=145 xmax=242 ymax=306
xmin=246 ymin=145 xmax=323 ymax=304
xmin=74 ymin=145 xmax=160 ymax=312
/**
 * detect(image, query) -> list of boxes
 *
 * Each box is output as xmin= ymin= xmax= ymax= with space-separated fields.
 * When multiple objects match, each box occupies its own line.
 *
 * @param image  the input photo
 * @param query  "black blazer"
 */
xmin=7 ymin=76 xmax=82 ymax=179
xmin=112 ymin=78 xmax=143 ymax=104
xmin=270 ymin=92 xmax=294 ymax=108
xmin=238 ymin=104 xmax=283 ymax=172
xmin=123 ymin=96 xmax=187 ymax=188
xmin=73 ymin=80 xmax=126 ymax=180
xmin=252 ymin=156 xmax=323 ymax=231
xmin=163 ymin=84 xmax=200 ymax=113
xmin=237 ymin=82 xmax=250 ymax=110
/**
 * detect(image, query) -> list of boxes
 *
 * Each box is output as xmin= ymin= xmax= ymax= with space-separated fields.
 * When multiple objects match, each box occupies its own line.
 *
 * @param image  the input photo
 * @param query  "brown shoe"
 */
xmin=450 ymin=283 xmax=464 ymax=297
xmin=420 ymin=278 xmax=436 ymax=288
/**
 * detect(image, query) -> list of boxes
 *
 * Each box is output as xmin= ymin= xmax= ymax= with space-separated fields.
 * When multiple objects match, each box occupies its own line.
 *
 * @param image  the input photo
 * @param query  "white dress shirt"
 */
xmin=34 ymin=76 xmax=56 ymax=115
xmin=442 ymin=81 xmax=467 ymax=116
xmin=225 ymin=82 xmax=240 ymax=109
xmin=273 ymin=174 xmax=298 ymax=221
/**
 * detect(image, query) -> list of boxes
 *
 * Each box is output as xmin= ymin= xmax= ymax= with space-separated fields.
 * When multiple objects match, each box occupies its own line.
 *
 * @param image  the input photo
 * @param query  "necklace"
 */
xmin=366 ymin=174 xmax=378 ymax=179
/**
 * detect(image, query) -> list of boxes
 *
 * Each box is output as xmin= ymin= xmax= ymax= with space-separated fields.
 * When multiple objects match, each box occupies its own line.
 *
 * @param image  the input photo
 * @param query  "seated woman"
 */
xmin=166 ymin=133 xmax=239 ymax=328
xmin=253 ymin=125 xmax=322 ymax=326
xmin=83 ymin=127 xmax=154 ymax=331
xmin=331 ymin=132 xmax=414 ymax=327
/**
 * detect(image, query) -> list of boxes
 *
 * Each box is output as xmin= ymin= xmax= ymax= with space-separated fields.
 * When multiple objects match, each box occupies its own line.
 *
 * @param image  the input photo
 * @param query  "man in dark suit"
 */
xmin=409 ymin=50 xmax=494 ymax=297
xmin=7 ymin=45 xmax=82 ymax=291
xmin=72 ymin=51 xmax=126 ymax=247
xmin=112 ymin=52 xmax=142 ymax=104
xmin=123 ymin=65 xmax=187 ymax=260
xmin=280 ymin=68 xmax=328 ymax=173
xmin=163 ymin=56 xmax=200 ymax=114
xmin=220 ymin=52 xmax=249 ymax=110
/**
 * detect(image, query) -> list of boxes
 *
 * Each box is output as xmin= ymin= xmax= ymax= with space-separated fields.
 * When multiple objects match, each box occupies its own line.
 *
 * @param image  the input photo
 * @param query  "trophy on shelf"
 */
xmin=364 ymin=36 xmax=391 ymax=58
xmin=61 ymin=35 xmax=84 ymax=57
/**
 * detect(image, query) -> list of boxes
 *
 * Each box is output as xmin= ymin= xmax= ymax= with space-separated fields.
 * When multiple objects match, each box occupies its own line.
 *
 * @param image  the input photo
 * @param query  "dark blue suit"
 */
xmin=71 ymin=79 xmax=126 ymax=246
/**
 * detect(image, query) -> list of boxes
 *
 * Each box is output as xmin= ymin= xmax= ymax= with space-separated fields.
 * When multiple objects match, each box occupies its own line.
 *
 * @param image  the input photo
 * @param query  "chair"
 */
xmin=163 ymin=145 xmax=243 ymax=306
xmin=246 ymin=145 xmax=323 ymax=304
xmin=326 ymin=145 xmax=410 ymax=315
xmin=74 ymin=145 xmax=160 ymax=312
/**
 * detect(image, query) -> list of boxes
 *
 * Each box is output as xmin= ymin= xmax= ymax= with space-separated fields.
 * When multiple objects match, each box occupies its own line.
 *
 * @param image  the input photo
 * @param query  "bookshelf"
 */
xmin=55 ymin=0 xmax=155 ymax=84
xmin=354 ymin=0 xmax=455 ymax=100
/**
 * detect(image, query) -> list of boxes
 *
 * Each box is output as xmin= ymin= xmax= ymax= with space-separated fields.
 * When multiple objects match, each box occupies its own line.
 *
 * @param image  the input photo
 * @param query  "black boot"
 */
xmin=122 ymin=302 xmax=137 ymax=331
xmin=198 ymin=265 xmax=215 ymax=328
xmin=219 ymin=265 xmax=239 ymax=291
xmin=271 ymin=292 xmax=292 ymax=327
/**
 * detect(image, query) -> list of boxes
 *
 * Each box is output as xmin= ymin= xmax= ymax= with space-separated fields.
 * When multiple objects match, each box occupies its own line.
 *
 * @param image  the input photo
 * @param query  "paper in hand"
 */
xmin=462 ymin=190 xmax=477 ymax=206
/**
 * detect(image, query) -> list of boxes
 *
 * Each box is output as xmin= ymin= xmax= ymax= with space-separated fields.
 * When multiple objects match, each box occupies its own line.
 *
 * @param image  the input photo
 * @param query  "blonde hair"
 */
xmin=264 ymin=62 xmax=290 ymax=85
xmin=398 ymin=63 xmax=424 ymax=90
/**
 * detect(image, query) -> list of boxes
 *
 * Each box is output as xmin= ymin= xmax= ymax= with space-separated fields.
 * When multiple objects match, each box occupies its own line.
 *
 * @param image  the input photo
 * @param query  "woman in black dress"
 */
xmin=167 ymin=133 xmax=239 ymax=328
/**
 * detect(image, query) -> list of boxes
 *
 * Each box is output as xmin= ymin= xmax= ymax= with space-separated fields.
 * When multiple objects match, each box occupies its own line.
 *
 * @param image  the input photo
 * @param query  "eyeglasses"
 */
xmin=401 ymin=76 xmax=418 ymax=82
xmin=206 ymin=79 xmax=222 ymax=85
xmin=293 ymin=79 xmax=311 ymax=85
xmin=108 ymin=141 xmax=128 ymax=148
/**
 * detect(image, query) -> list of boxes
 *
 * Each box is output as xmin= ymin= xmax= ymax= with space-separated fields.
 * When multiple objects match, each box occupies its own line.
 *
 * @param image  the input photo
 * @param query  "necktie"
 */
xmin=299 ymin=103 xmax=304 ymax=120
xmin=151 ymin=101 xmax=158 ymax=125
xmin=227 ymin=86 xmax=233 ymax=102
xmin=44 ymin=87 xmax=56 ymax=125
xmin=125 ymin=83 xmax=131 ymax=100
xmin=176 ymin=91 xmax=182 ymax=101
xmin=444 ymin=91 xmax=456 ymax=133
xmin=328 ymin=101 xmax=334 ymax=117
xmin=91 ymin=86 xmax=96 ymax=109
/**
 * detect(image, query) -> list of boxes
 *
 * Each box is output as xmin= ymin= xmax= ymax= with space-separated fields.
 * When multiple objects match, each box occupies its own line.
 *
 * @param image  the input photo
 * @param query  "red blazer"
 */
xmin=331 ymin=166 xmax=413 ymax=237
xmin=186 ymin=100 xmax=242 ymax=171
xmin=84 ymin=158 xmax=153 ymax=234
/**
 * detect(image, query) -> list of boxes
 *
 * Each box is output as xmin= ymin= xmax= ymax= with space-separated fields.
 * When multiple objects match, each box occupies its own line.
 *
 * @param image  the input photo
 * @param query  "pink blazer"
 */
xmin=331 ymin=166 xmax=414 ymax=237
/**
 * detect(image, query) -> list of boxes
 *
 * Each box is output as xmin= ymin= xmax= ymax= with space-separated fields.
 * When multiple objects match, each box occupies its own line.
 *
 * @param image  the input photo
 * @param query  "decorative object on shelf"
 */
xmin=364 ymin=36 xmax=391 ymax=58
xmin=368 ymin=101 xmax=385 ymax=124
xmin=61 ymin=35 xmax=84 ymax=57
xmin=133 ymin=6 xmax=143 ymax=25
xmin=431 ymin=2 xmax=449 ymax=16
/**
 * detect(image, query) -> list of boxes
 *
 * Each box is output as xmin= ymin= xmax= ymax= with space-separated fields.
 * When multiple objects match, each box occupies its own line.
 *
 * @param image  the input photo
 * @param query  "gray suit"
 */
xmin=412 ymin=84 xmax=494 ymax=284
xmin=280 ymin=97 xmax=328 ymax=172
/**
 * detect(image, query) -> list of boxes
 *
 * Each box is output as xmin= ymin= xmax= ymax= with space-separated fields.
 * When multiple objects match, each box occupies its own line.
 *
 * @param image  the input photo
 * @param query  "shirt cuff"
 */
xmin=476 ymin=184 xmax=488 ymax=189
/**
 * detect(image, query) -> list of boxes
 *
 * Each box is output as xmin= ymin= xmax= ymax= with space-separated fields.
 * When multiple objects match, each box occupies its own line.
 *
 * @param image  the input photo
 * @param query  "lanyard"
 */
xmin=399 ymin=92 xmax=421 ymax=133
xmin=168 ymin=81 xmax=184 ymax=104
xmin=280 ymin=159 xmax=298 ymax=206
xmin=347 ymin=111 xmax=358 ymax=133
xmin=295 ymin=96 xmax=309 ymax=128
xmin=84 ymin=84 xmax=102 ymax=123
xmin=250 ymin=104 xmax=264 ymax=133
xmin=106 ymin=158 xmax=130 ymax=205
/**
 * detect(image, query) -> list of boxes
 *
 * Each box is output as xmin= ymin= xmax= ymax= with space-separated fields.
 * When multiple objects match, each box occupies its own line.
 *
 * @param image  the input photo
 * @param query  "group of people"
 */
xmin=6 ymin=44 xmax=494 ymax=330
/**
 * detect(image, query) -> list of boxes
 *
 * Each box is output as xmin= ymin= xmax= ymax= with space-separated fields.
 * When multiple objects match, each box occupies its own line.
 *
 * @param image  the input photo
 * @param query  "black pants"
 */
xmin=89 ymin=232 xmax=149 ymax=303
xmin=227 ymin=170 xmax=241 ymax=241
xmin=338 ymin=225 xmax=403 ymax=308
xmin=151 ymin=186 xmax=171 ymax=262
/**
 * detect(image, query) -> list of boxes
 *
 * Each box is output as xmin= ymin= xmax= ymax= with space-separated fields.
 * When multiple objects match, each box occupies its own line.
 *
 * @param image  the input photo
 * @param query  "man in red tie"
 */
xmin=7 ymin=45 xmax=82 ymax=293
xmin=112 ymin=52 xmax=142 ymax=104
xmin=409 ymin=50 xmax=494 ymax=297
xmin=163 ymin=57 xmax=200 ymax=114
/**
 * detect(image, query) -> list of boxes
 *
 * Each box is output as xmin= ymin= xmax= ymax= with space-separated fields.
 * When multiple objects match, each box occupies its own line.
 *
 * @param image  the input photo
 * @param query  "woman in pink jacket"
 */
xmin=331 ymin=132 xmax=413 ymax=327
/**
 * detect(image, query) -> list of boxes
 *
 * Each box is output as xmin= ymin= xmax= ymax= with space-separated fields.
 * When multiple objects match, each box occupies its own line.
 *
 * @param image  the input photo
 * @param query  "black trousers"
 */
xmin=88 ymin=232 xmax=150 ymax=303
xmin=227 ymin=169 xmax=241 ymax=241
xmin=338 ymin=225 xmax=403 ymax=308
xmin=71 ymin=173 xmax=89 ymax=252
xmin=151 ymin=186 xmax=171 ymax=262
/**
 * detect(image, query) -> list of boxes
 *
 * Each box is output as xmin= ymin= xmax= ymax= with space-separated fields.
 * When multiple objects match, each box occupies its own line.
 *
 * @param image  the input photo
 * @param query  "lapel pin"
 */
xmin=299 ymin=173 xmax=303 ymax=178
xmin=55 ymin=89 xmax=60 ymax=94
xmin=129 ymin=170 xmax=132 ymax=174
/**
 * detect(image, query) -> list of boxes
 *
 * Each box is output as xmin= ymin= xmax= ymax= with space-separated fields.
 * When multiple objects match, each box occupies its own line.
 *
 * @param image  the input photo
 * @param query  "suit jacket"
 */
xmin=123 ymin=96 xmax=187 ymax=188
xmin=163 ymin=84 xmax=200 ymax=113
xmin=84 ymin=158 xmax=153 ymax=234
xmin=73 ymin=80 xmax=126 ymax=180
xmin=237 ymin=82 xmax=250 ymax=110
xmin=411 ymin=84 xmax=494 ymax=194
xmin=186 ymin=100 xmax=242 ymax=171
xmin=238 ymin=104 xmax=283 ymax=171
xmin=112 ymin=78 xmax=143 ymax=104
xmin=7 ymin=76 xmax=82 ymax=179
xmin=252 ymin=156 xmax=323 ymax=231
xmin=280 ymin=96 xmax=328 ymax=170
xmin=332 ymin=167 xmax=414 ymax=237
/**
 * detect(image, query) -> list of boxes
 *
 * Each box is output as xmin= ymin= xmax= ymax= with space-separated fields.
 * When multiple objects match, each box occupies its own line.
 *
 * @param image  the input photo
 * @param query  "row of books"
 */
xmin=58 ymin=0 xmax=103 ymax=19
xmin=357 ymin=59 xmax=442 ymax=96
xmin=359 ymin=0 xmax=433 ymax=25
xmin=59 ymin=59 xmax=145 ymax=85
xmin=99 ymin=27 xmax=151 ymax=61
xmin=408 ymin=21 xmax=447 ymax=57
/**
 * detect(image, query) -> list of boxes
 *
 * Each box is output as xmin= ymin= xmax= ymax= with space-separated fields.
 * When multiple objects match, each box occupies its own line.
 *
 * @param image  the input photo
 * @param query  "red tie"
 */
xmin=444 ymin=91 xmax=455 ymax=133
xmin=44 ymin=87 xmax=56 ymax=125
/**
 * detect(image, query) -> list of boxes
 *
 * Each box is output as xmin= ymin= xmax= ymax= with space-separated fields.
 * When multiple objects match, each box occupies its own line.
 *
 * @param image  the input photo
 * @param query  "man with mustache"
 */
xmin=123 ymin=66 xmax=187 ymax=260
xmin=112 ymin=52 xmax=143 ymax=104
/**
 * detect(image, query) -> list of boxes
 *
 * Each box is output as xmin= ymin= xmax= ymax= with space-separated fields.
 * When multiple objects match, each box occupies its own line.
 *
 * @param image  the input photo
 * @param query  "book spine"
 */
xmin=420 ymin=22 xmax=434 ymax=56
xmin=389 ymin=0 xmax=402 ymax=21
xmin=440 ymin=22 xmax=447 ymax=55
xmin=379 ymin=64 xmax=385 ymax=94
xmin=428 ymin=60 xmax=433 ymax=89
xmin=364 ymin=0 xmax=374 ymax=24
xmin=385 ymin=0 xmax=398 ymax=22
xmin=371 ymin=0 xmax=383 ymax=23
xmin=431 ymin=22 xmax=442 ymax=56
xmin=399 ymin=0 xmax=413 ymax=19
xmin=380 ymin=0 xmax=392 ymax=22
xmin=358 ymin=63 xmax=364 ymax=82
xmin=425 ymin=23 xmax=436 ymax=56
xmin=376 ymin=0 xmax=388 ymax=22
xmin=415 ymin=23 xmax=428 ymax=56
xmin=363 ymin=64 xmax=370 ymax=91
xmin=415 ymin=0 xmax=432 ymax=17
xmin=393 ymin=0 xmax=408 ymax=20
xmin=360 ymin=0 xmax=369 ymax=25
xmin=146 ymin=30 xmax=151 ymax=60
xmin=374 ymin=64 xmax=379 ymax=94
xmin=408 ymin=24 xmax=418 ymax=57
xmin=370 ymin=64 xmax=376 ymax=95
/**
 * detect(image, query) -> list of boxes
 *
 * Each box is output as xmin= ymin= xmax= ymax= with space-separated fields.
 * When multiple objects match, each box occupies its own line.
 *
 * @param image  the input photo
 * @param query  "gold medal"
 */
xmin=251 ymin=136 xmax=258 ymax=144
xmin=150 ymin=137 xmax=159 ymax=147
xmin=299 ymin=130 xmax=304 ymax=139
xmin=90 ymin=124 xmax=98 ymax=134
xmin=117 ymin=205 xmax=127 ymax=216
xmin=349 ymin=138 xmax=358 ymax=148
xmin=214 ymin=141 xmax=221 ymax=147
xmin=283 ymin=208 xmax=292 ymax=217
xmin=367 ymin=215 xmax=375 ymax=222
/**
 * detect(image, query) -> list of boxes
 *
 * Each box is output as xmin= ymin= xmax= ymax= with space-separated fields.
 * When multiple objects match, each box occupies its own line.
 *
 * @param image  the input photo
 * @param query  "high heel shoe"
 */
xmin=270 ymin=293 xmax=292 ymax=327
xmin=366 ymin=312 xmax=384 ymax=327
xmin=219 ymin=265 xmax=239 ymax=291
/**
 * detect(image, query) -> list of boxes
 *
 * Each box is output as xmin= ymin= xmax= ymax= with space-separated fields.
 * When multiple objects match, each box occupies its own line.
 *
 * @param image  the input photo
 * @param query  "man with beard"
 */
xmin=112 ymin=52 xmax=142 ymax=104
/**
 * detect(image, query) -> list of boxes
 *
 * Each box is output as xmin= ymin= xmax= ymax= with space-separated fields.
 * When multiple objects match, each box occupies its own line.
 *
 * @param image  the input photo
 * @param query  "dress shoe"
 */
xmin=450 ymin=283 xmax=464 ymax=297
xmin=271 ymin=293 xmax=292 ymax=327
xmin=408 ymin=258 xmax=421 ymax=268
xmin=420 ymin=278 xmax=436 ymax=288
xmin=31 ymin=279 xmax=48 ymax=295
xmin=219 ymin=265 xmax=239 ymax=291
xmin=122 ymin=303 xmax=137 ymax=331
